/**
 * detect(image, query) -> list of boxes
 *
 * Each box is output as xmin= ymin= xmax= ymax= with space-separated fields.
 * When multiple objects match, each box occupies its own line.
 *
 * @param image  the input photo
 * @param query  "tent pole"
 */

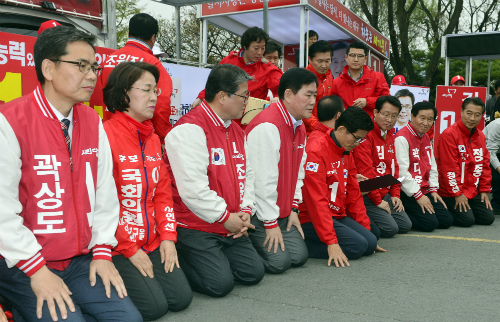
xmin=199 ymin=20 xmax=203 ymax=66
xmin=445 ymin=57 xmax=450 ymax=86
xmin=488 ymin=59 xmax=491 ymax=96
xmin=263 ymin=0 xmax=269 ymax=34
xmin=465 ymin=58 xmax=469 ymax=86
xmin=305 ymin=8 xmax=309 ymax=67
xmin=175 ymin=6 xmax=181 ymax=60
xmin=469 ymin=57 xmax=472 ymax=86
xmin=299 ymin=6 xmax=305 ymax=68
xmin=202 ymin=18 xmax=207 ymax=64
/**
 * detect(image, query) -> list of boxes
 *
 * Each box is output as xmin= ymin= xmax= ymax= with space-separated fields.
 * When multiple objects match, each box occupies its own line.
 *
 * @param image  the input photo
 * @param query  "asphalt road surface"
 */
xmin=155 ymin=219 xmax=500 ymax=322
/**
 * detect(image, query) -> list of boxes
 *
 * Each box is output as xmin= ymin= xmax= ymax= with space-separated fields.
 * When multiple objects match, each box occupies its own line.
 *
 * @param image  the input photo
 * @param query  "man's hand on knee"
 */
xmin=89 ymin=259 xmax=128 ymax=300
xmin=30 ymin=265 xmax=75 ymax=321
xmin=327 ymin=244 xmax=349 ymax=268
xmin=263 ymin=226 xmax=285 ymax=253
xmin=454 ymin=194 xmax=471 ymax=213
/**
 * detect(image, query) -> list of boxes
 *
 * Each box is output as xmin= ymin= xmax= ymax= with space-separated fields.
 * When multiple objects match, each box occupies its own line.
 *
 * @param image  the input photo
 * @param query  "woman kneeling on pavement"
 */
xmin=103 ymin=61 xmax=192 ymax=321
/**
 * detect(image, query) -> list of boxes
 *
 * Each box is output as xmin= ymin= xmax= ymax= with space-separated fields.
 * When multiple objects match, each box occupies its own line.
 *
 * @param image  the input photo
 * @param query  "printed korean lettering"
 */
xmin=412 ymin=148 xmax=420 ymax=160
xmin=447 ymin=172 xmax=460 ymax=193
xmin=0 ymin=44 xmax=7 ymax=65
xmin=473 ymin=148 xmax=483 ymax=162
xmin=33 ymin=155 xmax=65 ymax=234
xmin=9 ymin=41 xmax=25 ymax=66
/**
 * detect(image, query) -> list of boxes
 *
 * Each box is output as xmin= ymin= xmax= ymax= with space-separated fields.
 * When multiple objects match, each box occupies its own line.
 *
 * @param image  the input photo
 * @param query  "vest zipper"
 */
xmin=226 ymin=131 xmax=239 ymax=209
xmin=138 ymin=131 xmax=150 ymax=249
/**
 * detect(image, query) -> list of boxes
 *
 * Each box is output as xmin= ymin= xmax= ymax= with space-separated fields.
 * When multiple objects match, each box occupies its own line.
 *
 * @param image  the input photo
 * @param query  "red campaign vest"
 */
xmin=166 ymin=102 xmax=248 ymax=235
xmin=436 ymin=119 xmax=491 ymax=198
xmin=0 ymin=86 xmax=100 ymax=270
xmin=352 ymin=122 xmax=401 ymax=204
xmin=246 ymin=100 xmax=307 ymax=219
xmin=104 ymin=112 xmax=176 ymax=258
xmin=395 ymin=123 xmax=433 ymax=193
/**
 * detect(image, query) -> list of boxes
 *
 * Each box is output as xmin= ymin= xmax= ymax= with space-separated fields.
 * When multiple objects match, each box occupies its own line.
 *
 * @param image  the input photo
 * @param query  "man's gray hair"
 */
xmin=205 ymin=64 xmax=253 ymax=102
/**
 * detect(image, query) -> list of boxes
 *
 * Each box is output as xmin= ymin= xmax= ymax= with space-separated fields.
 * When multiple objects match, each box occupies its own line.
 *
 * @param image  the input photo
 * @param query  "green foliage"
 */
xmin=115 ymin=0 xmax=145 ymax=48
xmin=155 ymin=6 xmax=240 ymax=64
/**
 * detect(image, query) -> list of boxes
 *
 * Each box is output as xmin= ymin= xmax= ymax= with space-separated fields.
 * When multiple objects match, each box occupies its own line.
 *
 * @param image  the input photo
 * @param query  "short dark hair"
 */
xmin=317 ymin=96 xmax=344 ymax=122
xmin=278 ymin=68 xmax=318 ymax=101
xmin=34 ymin=26 xmax=95 ymax=85
xmin=205 ymin=64 xmax=252 ymax=103
xmin=394 ymin=89 xmax=415 ymax=105
xmin=332 ymin=41 xmax=349 ymax=52
xmin=494 ymin=79 xmax=500 ymax=91
xmin=335 ymin=106 xmax=374 ymax=133
xmin=265 ymin=41 xmax=282 ymax=58
xmin=375 ymin=96 xmax=402 ymax=113
xmin=103 ymin=62 xmax=159 ymax=113
xmin=305 ymin=30 xmax=318 ymax=40
xmin=346 ymin=41 xmax=368 ymax=56
xmin=241 ymin=27 xmax=269 ymax=49
xmin=462 ymin=97 xmax=485 ymax=113
xmin=129 ymin=13 xmax=158 ymax=41
xmin=308 ymin=40 xmax=333 ymax=58
xmin=411 ymin=101 xmax=437 ymax=119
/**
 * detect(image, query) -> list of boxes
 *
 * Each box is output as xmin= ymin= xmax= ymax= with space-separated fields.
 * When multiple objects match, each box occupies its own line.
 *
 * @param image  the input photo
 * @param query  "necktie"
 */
xmin=60 ymin=118 xmax=71 ymax=154
xmin=383 ymin=133 xmax=386 ymax=140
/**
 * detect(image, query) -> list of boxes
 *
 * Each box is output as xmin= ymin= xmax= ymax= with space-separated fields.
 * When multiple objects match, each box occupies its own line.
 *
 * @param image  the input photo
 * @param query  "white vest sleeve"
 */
xmin=241 ymin=138 xmax=256 ymax=215
xmin=88 ymin=120 xmax=119 ymax=249
xmin=0 ymin=114 xmax=42 ymax=267
xmin=246 ymin=123 xmax=281 ymax=222
xmin=429 ymin=144 xmax=439 ymax=189
xmin=165 ymin=124 xmax=228 ymax=223
xmin=394 ymin=136 xmax=421 ymax=197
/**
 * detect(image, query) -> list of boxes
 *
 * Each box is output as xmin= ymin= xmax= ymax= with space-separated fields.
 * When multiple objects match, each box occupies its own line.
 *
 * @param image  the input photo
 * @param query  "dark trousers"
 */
xmin=442 ymin=194 xmax=495 ymax=227
xmin=175 ymin=227 xmax=265 ymax=298
xmin=0 ymin=254 xmax=142 ymax=322
xmin=302 ymin=216 xmax=378 ymax=260
xmin=491 ymin=164 xmax=500 ymax=210
xmin=363 ymin=194 xmax=412 ymax=238
xmin=248 ymin=216 xmax=309 ymax=274
xmin=400 ymin=193 xmax=453 ymax=232
xmin=113 ymin=248 xmax=192 ymax=321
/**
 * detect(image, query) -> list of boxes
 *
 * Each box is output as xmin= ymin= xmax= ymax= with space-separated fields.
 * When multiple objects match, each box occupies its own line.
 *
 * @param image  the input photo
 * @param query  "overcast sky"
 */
xmin=139 ymin=0 xmax=176 ymax=20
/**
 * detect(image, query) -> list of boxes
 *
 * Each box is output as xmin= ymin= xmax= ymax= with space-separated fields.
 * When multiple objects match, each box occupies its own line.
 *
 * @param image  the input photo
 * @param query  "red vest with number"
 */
xmin=166 ymin=102 xmax=248 ymax=235
xmin=0 ymin=86 xmax=99 ymax=270
xmin=246 ymin=100 xmax=307 ymax=219
xmin=395 ymin=124 xmax=433 ymax=192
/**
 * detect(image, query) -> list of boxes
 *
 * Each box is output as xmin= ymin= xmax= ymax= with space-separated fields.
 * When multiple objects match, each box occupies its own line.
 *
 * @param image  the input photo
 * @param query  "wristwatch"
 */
xmin=291 ymin=207 xmax=299 ymax=214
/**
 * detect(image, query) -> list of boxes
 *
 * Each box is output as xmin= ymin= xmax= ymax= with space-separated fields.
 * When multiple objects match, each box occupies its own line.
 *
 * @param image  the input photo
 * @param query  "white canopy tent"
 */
xmin=158 ymin=0 xmax=390 ymax=71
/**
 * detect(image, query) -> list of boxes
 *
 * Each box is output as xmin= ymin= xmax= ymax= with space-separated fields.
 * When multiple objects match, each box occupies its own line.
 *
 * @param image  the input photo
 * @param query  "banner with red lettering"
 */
xmin=434 ymin=86 xmax=487 ymax=144
xmin=0 ymin=31 xmax=114 ymax=119
xmin=202 ymin=0 xmax=300 ymax=16
xmin=13 ymin=0 xmax=102 ymax=19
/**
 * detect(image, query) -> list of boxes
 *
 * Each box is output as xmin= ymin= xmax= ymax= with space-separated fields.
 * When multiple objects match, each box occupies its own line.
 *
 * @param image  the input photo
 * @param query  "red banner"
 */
xmin=434 ymin=86 xmax=487 ymax=144
xmin=202 ymin=0 xmax=300 ymax=16
xmin=309 ymin=0 xmax=389 ymax=57
xmin=13 ymin=0 xmax=102 ymax=19
xmin=0 ymin=31 xmax=114 ymax=119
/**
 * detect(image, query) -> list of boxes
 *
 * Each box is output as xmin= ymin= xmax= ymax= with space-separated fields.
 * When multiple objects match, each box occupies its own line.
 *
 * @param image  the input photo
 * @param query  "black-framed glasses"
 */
xmin=347 ymin=53 xmax=366 ymax=59
xmin=350 ymin=132 xmax=363 ymax=143
xmin=130 ymin=87 xmax=161 ymax=97
xmin=229 ymin=91 xmax=250 ymax=103
xmin=53 ymin=60 xmax=103 ymax=76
